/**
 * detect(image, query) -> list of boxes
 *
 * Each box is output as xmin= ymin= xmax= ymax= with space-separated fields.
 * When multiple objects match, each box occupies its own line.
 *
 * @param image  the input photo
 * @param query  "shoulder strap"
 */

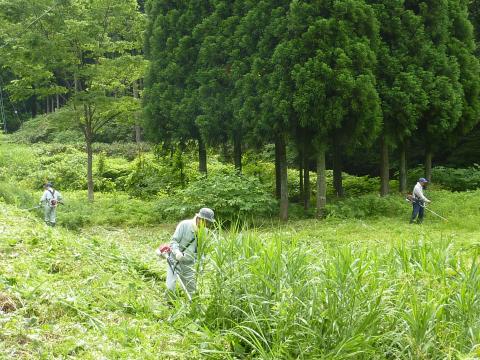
xmin=48 ymin=189 xmax=55 ymax=197
xmin=180 ymin=234 xmax=197 ymax=253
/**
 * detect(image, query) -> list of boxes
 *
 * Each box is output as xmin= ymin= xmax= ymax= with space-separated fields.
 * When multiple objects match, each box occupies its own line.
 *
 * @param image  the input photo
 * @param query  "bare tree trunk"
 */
xmin=233 ymin=132 xmax=242 ymax=173
xmin=198 ymin=136 xmax=207 ymax=174
xmin=380 ymin=134 xmax=389 ymax=196
xmin=299 ymin=150 xmax=304 ymax=204
xmin=51 ymin=97 xmax=55 ymax=112
xmin=275 ymin=139 xmax=281 ymax=200
xmin=399 ymin=142 xmax=407 ymax=193
xmin=56 ymin=94 xmax=60 ymax=110
xmin=304 ymin=166 xmax=310 ymax=210
xmin=303 ymin=144 xmax=310 ymax=210
xmin=316 ymin=147 xmax=326 ymax=218
xmin=46 ymin=97 xmax=50 ymax=114
xmin=425 ymin=148 xmax=432 ymax=182
xmin=74 ymin=74 xmax=80 ymax=92
xmin=333 ymin=131 xmax=344 ymax=197
xmin=84 ymin=104 xmax=94 ymax=202
xmin=277 ymin=134 xmax=288 ymax=221
xmin=32 ymin=95 xmax=37 ymax=117
xmin=86 ymin=137 xmax=94 ymax=202
xmin=133 ymin=81 xmax=142 ymax=143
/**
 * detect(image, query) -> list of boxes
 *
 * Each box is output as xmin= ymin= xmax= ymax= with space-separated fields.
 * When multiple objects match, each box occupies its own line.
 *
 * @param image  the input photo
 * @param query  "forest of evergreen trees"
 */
xmin=1 ymin=0 xmax=480 ymax=219
xmin=143 ymin=0 xmax=480 ymax=219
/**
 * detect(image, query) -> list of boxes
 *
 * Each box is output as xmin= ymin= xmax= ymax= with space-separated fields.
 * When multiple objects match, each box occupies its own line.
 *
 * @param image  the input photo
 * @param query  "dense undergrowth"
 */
xmin=3 ymin=136 xmax=480 ymax=229
xmin=2 ymin=137 xmax=480 ymax=358
xmin=0 ymin=203 xmax=184 ymax=358
xmin=1 ymin=194 xmax=480 ymax=358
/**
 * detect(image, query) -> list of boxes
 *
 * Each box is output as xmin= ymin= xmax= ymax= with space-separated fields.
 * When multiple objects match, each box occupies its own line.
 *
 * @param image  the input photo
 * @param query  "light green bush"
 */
xmin=156 ymin=172 xmax=277 ymax=221
xmin=325 ymin=193 xmax=407 ymax=219
xmin=57 ymin=191 xmax=161 ymax=230
xmin=10 ymin=109 xmax=83 ymax=144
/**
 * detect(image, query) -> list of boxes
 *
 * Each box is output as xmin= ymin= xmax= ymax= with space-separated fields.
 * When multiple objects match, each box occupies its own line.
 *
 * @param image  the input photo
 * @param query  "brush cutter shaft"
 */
xmin=421 ymin=205 xmax=448 ymax=221
xmin=166 ymin=256 xmax=192 ymax=301
xmin=25 ymin=205 xmax=41 ymax=211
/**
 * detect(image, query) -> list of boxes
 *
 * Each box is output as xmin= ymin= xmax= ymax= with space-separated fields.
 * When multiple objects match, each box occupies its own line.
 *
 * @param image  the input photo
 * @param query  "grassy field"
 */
xmin=0 ymin=191 xmax=479 ymax=358
xmin=2 ymin=138 xmax=480 ymax=358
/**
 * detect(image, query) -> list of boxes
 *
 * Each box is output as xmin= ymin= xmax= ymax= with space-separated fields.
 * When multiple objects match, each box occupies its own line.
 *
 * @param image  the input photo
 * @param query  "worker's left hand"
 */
xmin=175 ymin=252 xmax=184 ymax=261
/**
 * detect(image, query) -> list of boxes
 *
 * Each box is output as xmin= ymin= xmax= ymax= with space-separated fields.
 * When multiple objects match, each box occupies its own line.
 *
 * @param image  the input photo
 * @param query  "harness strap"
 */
xmin=173 ymin=234 xmax=197 ymax=272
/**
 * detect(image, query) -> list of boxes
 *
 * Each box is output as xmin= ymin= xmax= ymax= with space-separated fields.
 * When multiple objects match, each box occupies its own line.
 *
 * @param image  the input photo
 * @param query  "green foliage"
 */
xmin=124 ymin=151 xmax=194 ymax=198
xmin=0 ymin=181 xmax=36 ymax=208
xmin=59 ymin=191 xmax=160 ymax=230
xmin=157 ymin=172 xmax=277 ymax=221
xmin=124 ymin=157 xmax=163 ymax=198
xmin=92 ymin=143 xmax=151 ymax=161
xmin=325 ymin=194 xmax=407 ymax=219
xmin=10 ymin=110 xmax=83 ymax=144
xmin=409 ymin=165 xmax=480 ymax=191
xmin=2 ymin=145 xmax=88 ymax=191
xmin=191 ymin=199 xmax=480 ymax=357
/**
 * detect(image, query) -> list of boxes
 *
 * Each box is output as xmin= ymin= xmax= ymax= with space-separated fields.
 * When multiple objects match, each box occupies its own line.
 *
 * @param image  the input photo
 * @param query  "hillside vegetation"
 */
xmin=2 ymin=138 xmax=480 ymax=358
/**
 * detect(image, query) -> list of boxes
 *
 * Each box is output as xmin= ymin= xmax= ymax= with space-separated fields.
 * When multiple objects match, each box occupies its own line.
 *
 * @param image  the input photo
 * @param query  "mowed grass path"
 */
xmin=0 ymin=203 xmax=191 ymax=359
xmin=0 ymin=189 xmax=479 ymax=358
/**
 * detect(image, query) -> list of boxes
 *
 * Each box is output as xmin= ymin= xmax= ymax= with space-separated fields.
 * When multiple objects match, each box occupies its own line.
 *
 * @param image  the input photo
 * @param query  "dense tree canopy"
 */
xmin=1 ymin=0 xmax=479 ymax=217
xmin=143 ymin=0 xmax=479 ymax=218
xmin=1 ymin=0 xmax=147 ymax=200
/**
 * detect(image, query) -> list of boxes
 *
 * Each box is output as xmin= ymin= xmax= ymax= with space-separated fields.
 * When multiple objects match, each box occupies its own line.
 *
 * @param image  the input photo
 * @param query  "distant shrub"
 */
xmin=325 ymin=194 xmax=407 ymax=219
xmin=125 ymin=152 xmax=192 ymax=198
xmin=92 ymin=142 xmax=151 ymax=160
xmin=59 ymin=191 xmax=160 ymax=230
xmin=0 ymin=182 xmax=36 ymax=208
xmin=342 ymin=174 xmax=380 ymax=196
xmin=156 ymin=172 xmax=277 ymax=221
xmin=11 ymin=109 xmax=83 ymax=144
xmin=18 ymin=149 xmax=87 ymax=190
xmin=408 ymin=165 xmax=480 ymax=191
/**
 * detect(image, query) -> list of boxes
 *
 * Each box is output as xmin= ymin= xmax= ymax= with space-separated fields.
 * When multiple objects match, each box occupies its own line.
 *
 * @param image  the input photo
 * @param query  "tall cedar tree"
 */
xmin=405 ymin=0 xmax=463 ymax=181
xmin=368 ymin=0 xmax=428 ymax=194
xmin=293 ymin=0 xmax=382 ymax=215
xmin=144 ymin=0 xmax=212 ymax=173
xmin=195 ymin=1 xmax=249 ymax=172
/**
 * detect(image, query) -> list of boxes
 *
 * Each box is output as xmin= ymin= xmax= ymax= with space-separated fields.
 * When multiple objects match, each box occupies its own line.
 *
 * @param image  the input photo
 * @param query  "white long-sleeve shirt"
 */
xmin=412 ymin=182 xmax=429 ymax=202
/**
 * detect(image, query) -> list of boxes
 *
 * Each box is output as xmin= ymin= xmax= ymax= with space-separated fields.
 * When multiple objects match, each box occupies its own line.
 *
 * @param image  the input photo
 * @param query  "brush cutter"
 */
xmin=156 ymin=245 xmax=192 ymax=301
xmin=24 ymin=205 xmax=42 ymax=211
xmin=421 ymin=204 xmax=448 ymax=222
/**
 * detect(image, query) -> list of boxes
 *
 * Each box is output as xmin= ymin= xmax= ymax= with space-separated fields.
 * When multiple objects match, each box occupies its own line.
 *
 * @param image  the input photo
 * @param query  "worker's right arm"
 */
xmin=39 ymin=191 xmax=47 ymax=205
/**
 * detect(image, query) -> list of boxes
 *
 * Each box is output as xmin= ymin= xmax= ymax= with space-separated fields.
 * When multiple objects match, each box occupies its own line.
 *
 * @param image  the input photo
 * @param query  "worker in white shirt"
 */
xmin=39 ymin=182 xmax=63 ymax=226
xmin=410 ymin=178 xmax=431 ymax=224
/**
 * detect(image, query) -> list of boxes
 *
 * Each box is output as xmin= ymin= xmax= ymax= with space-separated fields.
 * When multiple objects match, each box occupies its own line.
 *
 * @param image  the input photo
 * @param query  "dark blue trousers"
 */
xmin=410 ymin=201 xmax=424 ymax=223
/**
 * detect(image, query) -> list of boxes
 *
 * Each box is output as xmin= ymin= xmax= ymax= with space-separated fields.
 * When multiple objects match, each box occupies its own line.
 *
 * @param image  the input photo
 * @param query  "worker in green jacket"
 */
xmin=165 ymin=208 xmax=215 ymax=298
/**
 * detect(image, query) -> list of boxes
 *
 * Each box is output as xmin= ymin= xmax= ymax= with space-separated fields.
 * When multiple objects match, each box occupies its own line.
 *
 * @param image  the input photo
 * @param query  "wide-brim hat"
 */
xmin=196 ymin=207 xmax=215 ymax=222
xmin=418 ymin=178 xmax=428 ymax=183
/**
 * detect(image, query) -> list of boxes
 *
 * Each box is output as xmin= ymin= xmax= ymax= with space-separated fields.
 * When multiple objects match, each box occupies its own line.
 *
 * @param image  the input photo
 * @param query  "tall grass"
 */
xmin=190 ymin=224 xmax=480 ymax=359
